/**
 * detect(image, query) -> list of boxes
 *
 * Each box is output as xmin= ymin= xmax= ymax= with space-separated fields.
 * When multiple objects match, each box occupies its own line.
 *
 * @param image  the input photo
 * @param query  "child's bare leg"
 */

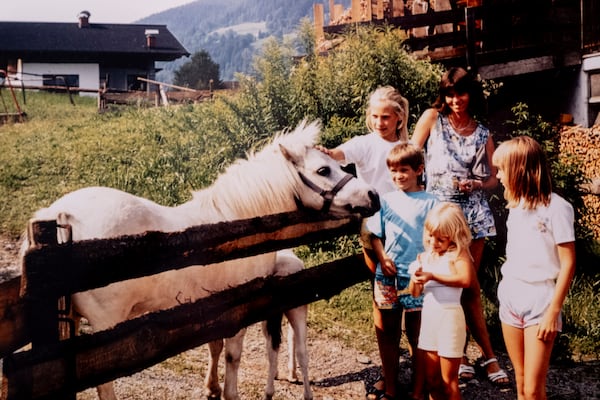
xmin=374 ymin=302 xmax=402 ymax=398
xmin=522 ymin=325 xmax=554 ymax=400
xmin=439 ymin=356 xmax=462 ymax=400
xmin=423 ymin=351 xmax=443 ymax=400
xmin=502 ymin=323 xmax=525 ymax=399
xmin=405 ymin=311 xmax=425 ymax=399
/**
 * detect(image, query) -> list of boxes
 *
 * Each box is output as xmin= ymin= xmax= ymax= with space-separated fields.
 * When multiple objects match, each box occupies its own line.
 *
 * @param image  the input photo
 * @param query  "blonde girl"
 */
xmin=409 ymin=202 xmax=474 ymax=400
xmin=316 ymin=85 xmax=409 ymax=195
xmin=492 ymin=136 xmax=576 ymax=400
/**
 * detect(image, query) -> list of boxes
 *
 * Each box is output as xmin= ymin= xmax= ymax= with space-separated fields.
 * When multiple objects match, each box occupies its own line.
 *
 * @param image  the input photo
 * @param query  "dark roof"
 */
xmin=0 ymin=22 xmax=189 ymax=61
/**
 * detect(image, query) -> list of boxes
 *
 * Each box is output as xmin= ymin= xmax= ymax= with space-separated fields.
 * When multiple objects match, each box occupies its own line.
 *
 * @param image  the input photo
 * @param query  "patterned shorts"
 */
xmin=373 ymin=275 xmax=423 ymax=311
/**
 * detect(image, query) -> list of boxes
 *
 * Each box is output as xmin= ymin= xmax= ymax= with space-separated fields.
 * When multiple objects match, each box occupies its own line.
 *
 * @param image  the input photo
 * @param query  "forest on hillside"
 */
xmin=139 ymin=0 xmax=352 ymax=81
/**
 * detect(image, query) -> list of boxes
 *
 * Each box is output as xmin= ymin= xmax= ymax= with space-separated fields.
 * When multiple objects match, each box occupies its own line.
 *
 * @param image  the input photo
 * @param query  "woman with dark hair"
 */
xmin=411 ymin=67 xmax=509 ymax=387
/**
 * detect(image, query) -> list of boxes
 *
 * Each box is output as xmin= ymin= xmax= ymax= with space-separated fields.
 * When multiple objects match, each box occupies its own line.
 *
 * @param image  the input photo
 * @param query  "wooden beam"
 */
xmin=0 ymin=277 xmax=28 ymax=357
xmin=136 ymin=77 xmax=199 ymax=92
xmin=2 ymin=255 xmax=371 ymax=399
xmin=21 ymin=211 xmax=362 ymax=299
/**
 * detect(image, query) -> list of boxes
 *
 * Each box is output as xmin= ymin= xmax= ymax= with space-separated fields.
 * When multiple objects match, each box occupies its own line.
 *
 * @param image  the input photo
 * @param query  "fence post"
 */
xmin=19 ymin=219 xmax=76 ymax=400
xmin=465 ymin=6 xmax=477 ymax=72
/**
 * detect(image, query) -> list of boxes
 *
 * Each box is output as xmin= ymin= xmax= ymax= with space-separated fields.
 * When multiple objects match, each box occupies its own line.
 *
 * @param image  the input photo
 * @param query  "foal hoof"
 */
xmin=206 ymin=395 xmax=221 ymax=400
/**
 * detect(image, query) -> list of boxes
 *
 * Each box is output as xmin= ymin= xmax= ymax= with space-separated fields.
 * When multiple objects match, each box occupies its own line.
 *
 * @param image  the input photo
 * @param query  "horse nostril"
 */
xmin=369 ymin=191 xmax=381 ymax=211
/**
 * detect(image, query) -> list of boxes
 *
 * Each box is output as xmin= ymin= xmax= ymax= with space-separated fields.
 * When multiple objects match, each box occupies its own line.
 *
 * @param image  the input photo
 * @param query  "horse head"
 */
xmin=278 ymin=120 xmax=380 ymax=218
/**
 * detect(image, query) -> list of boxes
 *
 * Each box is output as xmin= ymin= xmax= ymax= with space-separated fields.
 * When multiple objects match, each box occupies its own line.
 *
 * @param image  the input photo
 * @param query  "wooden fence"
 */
xmin=0 ymin=210 xmax=371 ymax=399
xmin=322 ymin=2 xmax=583 ymax=75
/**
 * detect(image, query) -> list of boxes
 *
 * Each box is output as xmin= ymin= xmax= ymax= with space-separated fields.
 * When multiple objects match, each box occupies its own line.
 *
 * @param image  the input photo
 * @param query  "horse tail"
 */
xmin=265 ymin=313 xmax=283 ymax=350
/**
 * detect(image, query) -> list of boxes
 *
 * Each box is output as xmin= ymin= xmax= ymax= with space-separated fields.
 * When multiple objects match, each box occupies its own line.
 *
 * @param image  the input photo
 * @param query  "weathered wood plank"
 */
xmin=2 ymin=255 xmax=371 ymax=399
xmin=21 ymin=211 xmax=362 ymax=298
xmin=0 ymin=277 xmax=28 ymax=357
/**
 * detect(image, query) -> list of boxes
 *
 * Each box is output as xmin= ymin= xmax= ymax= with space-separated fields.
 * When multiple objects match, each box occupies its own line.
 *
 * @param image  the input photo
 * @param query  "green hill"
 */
xmin=138 ymin=0 xmax=351 ymax=81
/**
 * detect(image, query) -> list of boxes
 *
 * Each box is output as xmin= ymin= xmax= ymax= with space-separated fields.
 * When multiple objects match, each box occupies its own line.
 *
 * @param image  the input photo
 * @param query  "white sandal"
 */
xmin=480 ymin=358 xmax=509 ymax=386
xmin=458 ymin=363 xmax=475 ymax=380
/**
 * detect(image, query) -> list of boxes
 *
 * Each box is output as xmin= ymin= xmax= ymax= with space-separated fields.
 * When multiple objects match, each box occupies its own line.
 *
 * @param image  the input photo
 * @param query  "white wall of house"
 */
xmin=18 ymin=62 xmax=100 ymax=97
xmin=570 ymin=53 xmax=600 ymax=127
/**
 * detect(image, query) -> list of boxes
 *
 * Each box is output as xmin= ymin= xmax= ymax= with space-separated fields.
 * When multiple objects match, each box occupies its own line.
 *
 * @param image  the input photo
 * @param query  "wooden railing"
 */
xmin=322 ymin=2 xmax=584 ymax=74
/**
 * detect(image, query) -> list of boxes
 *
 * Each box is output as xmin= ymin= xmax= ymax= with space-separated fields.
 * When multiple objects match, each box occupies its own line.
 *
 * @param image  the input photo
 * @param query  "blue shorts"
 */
xmin=374 ymin=274 xmax=423 ymax=311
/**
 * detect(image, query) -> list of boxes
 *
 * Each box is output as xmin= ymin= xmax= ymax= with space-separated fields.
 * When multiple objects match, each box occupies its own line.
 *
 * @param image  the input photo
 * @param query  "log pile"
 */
xmin=559 ymin=124 xmax=600 ymax=239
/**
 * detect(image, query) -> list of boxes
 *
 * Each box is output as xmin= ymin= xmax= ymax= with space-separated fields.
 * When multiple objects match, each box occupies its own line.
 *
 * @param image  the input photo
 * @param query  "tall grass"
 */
xmin=0 ymin=92 xmax=232 ymax=235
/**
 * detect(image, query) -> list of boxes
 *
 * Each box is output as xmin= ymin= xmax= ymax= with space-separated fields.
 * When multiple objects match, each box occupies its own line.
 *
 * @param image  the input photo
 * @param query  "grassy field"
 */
xmin=1 ymin=91 xmax=598 ymax=359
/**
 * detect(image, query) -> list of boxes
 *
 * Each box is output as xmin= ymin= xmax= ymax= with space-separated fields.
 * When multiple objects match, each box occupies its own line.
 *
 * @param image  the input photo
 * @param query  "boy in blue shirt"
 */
xmin=366 ymin=142 xmax=438 ymax=400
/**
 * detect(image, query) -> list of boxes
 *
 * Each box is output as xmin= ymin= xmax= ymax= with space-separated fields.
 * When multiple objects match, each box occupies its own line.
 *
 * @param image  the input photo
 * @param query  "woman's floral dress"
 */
xmin=423 ymin=114 xmax=496 ymax=239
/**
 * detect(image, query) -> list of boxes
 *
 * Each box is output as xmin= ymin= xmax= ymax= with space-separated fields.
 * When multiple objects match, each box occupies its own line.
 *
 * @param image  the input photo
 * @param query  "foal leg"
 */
xmin=205 ymin=339 xmax=224 ymax=399
xmin=287 ymin=320 xmax=298 ymax=382
xmin=285 ymin=305 xmax=313 ymax=400
xmin=262 ymin=320 xmax=280 ymax=400
xmin=223 ymin=329 xmax=246 ymax=400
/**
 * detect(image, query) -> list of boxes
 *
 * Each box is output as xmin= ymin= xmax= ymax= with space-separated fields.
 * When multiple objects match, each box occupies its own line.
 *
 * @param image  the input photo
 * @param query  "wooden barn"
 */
xmin=315 ymin=0 xmax=600 ymax=127
xmin=0 ymin=11 xmax=189 ymax=95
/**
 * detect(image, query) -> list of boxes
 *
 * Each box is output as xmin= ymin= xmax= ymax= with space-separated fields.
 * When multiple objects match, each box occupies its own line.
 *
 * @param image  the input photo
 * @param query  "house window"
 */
xmin=43 ymin=74 xmax=79 ymax=88
xmin=127 ymin=75 xmax=146 ymax=91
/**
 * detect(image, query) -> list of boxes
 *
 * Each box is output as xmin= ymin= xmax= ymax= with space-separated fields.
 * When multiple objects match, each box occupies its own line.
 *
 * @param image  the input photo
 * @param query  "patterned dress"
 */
xmin=423 ymin=114 xmax=496 ymax=239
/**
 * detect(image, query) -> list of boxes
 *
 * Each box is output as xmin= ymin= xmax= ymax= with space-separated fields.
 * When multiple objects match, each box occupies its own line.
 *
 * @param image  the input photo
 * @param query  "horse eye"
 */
xmin=317 ymin=166 xmax=331 ymax=176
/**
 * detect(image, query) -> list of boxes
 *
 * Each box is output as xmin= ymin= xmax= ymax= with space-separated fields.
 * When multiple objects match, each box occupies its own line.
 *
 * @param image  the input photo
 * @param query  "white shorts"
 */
xmin=418 ymin=302 xmax=466 ymax=358
xmin=498 ymin=277 xmax=562 ymax=330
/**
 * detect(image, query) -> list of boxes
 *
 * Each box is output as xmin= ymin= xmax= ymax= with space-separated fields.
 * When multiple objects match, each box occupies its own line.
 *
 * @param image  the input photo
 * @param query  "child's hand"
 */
xmin=381 ymin=258 xmax=397 ymax=277
xmin=537 ymin=309 xmax=560 ymax=341
xmin=315 ymin=145 xmax=331 ymax=156
xmin=413 ymin=267 xmax=432 ymax=284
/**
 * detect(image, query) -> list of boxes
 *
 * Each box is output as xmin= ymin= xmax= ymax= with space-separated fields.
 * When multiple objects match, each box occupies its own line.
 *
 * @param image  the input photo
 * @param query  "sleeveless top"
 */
xmin=424 ymin=114 xmax=496 ymax=239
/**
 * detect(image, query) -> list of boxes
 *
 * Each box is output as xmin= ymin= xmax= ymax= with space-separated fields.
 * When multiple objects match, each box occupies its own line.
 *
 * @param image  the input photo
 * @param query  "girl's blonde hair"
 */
xmin=365 ymin=86 xmax=409 ymax=141
xmin=491 ymin=136 xmax=552 ymax=209
xmin=423 ymin=202 xmax=472 ymax=258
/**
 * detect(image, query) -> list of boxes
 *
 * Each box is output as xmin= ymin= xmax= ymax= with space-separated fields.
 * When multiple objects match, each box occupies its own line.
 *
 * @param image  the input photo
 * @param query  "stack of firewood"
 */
xmin=559 ymin=125 xmax=600 ymax=239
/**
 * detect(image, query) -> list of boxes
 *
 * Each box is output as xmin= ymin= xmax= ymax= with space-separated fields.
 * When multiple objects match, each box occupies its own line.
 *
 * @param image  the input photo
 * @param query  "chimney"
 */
xmin=78 ymin=11 xmax=90 ymax=28
xmin=145 ymin=29 xmax=159 ymax=48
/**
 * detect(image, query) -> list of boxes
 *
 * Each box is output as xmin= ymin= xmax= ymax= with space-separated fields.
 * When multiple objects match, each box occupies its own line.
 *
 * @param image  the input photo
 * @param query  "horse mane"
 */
xmin=191 ymin=120 xmax=321 ymax=219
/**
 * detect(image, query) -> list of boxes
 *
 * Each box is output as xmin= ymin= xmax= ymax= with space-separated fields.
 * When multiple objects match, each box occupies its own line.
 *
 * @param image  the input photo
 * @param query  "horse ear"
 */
xmin=279 ymin=143 xmax=303 ymax=166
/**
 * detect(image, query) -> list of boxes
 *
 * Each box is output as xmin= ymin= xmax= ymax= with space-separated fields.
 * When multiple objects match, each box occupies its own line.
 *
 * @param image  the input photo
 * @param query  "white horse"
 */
xmin=20 ymin=120 xmax=380 ymax=400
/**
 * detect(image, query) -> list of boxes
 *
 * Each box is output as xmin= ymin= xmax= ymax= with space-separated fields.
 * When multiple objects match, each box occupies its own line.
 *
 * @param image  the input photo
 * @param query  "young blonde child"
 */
xmin=409 ymin=202 xmax=475 ymax=400
xmin=366 ymin=143 xmax=439 ymax=400
xmin=492 ymin=136 xmax=576 ymax=400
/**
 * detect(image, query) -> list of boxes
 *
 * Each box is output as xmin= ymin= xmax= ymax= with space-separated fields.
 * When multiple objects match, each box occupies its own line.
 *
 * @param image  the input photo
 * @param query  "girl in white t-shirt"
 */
xmin=316 ymin=85 xmax=409 ymax=196
xmin=492 ymin=136 xmax=576 ymax=400
xmin=408 ymin=202 xmax=474 ymax=400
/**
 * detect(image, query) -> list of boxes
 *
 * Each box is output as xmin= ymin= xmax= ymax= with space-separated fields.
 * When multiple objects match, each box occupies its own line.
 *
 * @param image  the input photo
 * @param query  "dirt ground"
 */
xmin=1 ymin=236 xmax=599 ymax=400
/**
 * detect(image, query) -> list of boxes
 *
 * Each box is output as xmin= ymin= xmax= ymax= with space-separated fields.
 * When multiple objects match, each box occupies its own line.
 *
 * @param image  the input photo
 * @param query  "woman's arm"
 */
xmin=462 ymin=134 xmax=498 ymax=192
xmin=537 ymin=241 xmax=576 ymax=341
xmin=479 ymin=134 xmax=498 ymax=191
xmin=410 ymin=108 xmax=438 ymax=148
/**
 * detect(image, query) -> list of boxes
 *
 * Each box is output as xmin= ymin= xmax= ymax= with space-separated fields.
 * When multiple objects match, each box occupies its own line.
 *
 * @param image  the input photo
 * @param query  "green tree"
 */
xmin=173 ymin=50 xmax=221 ymax=90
